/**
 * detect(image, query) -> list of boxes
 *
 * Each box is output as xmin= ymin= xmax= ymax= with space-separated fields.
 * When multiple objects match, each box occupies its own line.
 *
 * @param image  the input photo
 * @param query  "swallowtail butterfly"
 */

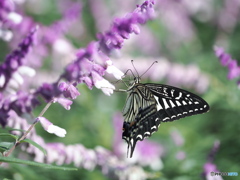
xmin=121 ymin=63 xmax=210 ymax=158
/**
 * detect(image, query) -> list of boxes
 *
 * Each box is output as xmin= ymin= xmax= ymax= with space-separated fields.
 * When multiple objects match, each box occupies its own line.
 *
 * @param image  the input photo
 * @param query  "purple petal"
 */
xmin=56 ymin=97 xmax=73 ymax=110
xmin=59 ymin=82 xmax=80 ymax=99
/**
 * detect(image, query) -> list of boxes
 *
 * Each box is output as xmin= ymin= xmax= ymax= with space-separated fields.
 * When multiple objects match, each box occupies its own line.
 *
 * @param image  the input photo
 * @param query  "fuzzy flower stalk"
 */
xmin=214 ymin=46 xmax=240 ymax=87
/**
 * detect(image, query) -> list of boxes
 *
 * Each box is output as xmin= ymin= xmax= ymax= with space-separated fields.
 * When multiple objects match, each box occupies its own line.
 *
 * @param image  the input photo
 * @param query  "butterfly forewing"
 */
xmin=122 ymin=83 xmax=209 ymax=158
xmin=146 ymin=84 xmax=210 ymax=122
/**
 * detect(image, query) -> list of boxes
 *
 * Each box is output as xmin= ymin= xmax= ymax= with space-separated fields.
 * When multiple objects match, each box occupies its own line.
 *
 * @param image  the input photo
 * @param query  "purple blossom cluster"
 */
xmin=7 ymin=110 xmax=152 ymax=180
xmin=0 ymin=0 xmax=22 ymax=41
xmin=0 ymin=26 xmax=37 ymax=90
xmin=1 ymin=0 xmax=158 ymax=178
xmin=62 ymin=0 xmax=155 ymax=96
xmin=0 ymin=27 xmax=39 ymax=126
xmin=97 ymin=0 xmax=155 ymax=54
xmin=0 ymin=0 xmax=155 ymax=128
xmin=214 ymin=46 xmax=240 ymax=85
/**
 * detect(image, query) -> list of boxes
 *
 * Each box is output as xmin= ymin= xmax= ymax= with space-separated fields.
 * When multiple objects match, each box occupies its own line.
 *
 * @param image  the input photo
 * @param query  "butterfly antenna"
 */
xmin=131 ymin=60 xmax=139 ymax=78
xmin=124 ymin=68 xmax=135 ymax=78
xmin=140 ymin=61 xmax=158 ymax=78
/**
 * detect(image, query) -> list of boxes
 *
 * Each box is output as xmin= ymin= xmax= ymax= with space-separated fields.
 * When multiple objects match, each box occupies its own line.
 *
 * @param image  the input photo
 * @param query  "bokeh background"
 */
xmin=1 ymin=0 xmax=240 ymax=179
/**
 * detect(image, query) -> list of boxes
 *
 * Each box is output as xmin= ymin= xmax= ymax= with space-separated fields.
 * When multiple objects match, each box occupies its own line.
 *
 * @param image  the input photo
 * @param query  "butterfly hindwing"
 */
xmin=122 ymin=104 xmax=161 ymax=158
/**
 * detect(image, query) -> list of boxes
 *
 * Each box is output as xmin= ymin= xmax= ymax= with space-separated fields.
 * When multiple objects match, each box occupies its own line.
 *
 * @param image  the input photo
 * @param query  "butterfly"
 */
xmin=121 ymin=64 xmax=210 ymax=158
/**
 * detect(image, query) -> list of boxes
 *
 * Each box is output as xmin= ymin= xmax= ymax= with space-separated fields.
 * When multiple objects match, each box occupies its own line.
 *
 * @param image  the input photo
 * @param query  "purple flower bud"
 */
xmin=64 ymin=63 xmax=81 ymax=82
xmin=76 ymin=49 xmax=86 ymax=59
xmin=93 ymin=63 xmax=105 ymax=76
xmin=55 ymin=97 xmax=72 ymax=110
xmin=86 ymin=42 xmax=99 ymax=61
xmin=11 ymin=91 xmax=39 ymax=114
xmin=59 ymin=82 xmax=80 ymax=99
xmin=79 ymin=76 xmax=93 ymax=89
xmin=227 ymin=60 xmax=240 ymax=79
xmin=58 ymin=82 xmax=68 ymax=91
xmin=37 ymin=83 xmax=61 ymax=101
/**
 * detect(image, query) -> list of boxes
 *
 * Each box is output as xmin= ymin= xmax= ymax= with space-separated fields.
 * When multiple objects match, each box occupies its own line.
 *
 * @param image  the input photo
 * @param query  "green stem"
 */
xmin=0 ymin=100 xmax=54 ymax=165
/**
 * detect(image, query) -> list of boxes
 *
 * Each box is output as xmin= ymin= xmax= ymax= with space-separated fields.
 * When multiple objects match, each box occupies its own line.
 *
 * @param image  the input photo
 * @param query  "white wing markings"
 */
xmin=182 ymin=100 xmax=187 ymax=105
xmin=137 ymin=134 xmax=143 ymax=140
xmin=176 ymin=100 xmax=182 ymax=106
xmin=162 ymin=98 xmax=170 ymax=109
xmin=175 ymin=92 xmax=182 ymax=100
xmin=169 ymin=100 xmax=176 ymax=108
xmin=154 ymin=96 xmax=163 ymax=110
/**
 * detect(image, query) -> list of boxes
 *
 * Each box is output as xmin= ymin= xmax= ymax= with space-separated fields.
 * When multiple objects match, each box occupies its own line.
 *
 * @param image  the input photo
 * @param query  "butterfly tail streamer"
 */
xmin=122 ymin=105 xmax=161 ymax=157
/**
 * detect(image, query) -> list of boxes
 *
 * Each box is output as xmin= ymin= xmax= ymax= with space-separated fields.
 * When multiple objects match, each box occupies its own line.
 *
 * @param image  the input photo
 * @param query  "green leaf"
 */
xmin=4 ymin=127 xmax=26 ymax=133
xmin=20 ymin=138 xmax=47 ymax=156
xmin=0 ymin=142 xmax=14 ymax=153
xmin=0 ymin=133 xmax=19 ymax=140
xmin=0 ymin=156 xmax=78 ymax=171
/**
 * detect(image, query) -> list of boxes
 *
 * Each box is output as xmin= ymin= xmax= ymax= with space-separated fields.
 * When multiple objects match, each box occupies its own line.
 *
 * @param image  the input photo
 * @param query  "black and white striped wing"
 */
xmin=122 ymin=83 xmax=209 ymax=158
xmin=145 ymin=83 xmax=210 ymax=122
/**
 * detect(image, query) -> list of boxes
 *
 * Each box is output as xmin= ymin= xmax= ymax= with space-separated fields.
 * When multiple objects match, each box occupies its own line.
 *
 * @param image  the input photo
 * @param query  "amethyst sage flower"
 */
xmin=214 ymin=46 xmax=240 ymax=81
xmin=0 ymin=26 xmax=38 ymax=90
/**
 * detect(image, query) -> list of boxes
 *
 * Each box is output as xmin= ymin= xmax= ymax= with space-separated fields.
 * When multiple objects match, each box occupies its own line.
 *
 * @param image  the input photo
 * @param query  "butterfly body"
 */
xmin=122 ymin=81 xmax=209 ymax=158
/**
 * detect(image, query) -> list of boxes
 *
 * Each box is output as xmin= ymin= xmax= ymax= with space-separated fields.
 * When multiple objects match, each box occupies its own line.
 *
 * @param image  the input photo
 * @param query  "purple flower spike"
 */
xmin=98 ymin=0 xmax=155 ymax=54
xmin=135 ymin=0 xmax=155 ymax=24
xmin=0 ymin=26 xmax=38 ymax=90
xmin=61 ymin=1 xmax=154 ymax=97
xmin=214 ymin=46 xmax=240 ymax=82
